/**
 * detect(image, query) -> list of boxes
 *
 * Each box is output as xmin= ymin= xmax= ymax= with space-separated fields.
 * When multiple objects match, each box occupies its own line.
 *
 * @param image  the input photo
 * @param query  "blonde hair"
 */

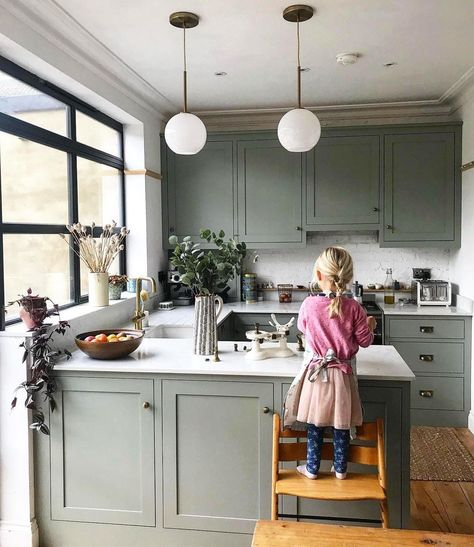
xmin=314 ymin=246 xmax=354 ymax=318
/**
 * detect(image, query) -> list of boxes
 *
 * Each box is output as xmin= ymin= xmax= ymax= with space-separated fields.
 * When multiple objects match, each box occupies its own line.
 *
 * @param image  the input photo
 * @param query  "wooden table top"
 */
xmin=252 ymin=520 xmax=474 ymax=546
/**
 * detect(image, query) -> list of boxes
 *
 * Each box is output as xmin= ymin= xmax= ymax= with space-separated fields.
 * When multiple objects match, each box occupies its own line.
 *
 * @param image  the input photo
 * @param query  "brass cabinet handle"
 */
xmin=143 ymin=401 xmax=150 ymax=409
xmin=419 ymin=390 xmax=433 ymax=398
xmin=419 ymin=354 xmax=434 ymax=362
xmin=262 ymin=406 xmax=271 ymax=414
xmin=420 ymin=326 xmax=434 ymax=334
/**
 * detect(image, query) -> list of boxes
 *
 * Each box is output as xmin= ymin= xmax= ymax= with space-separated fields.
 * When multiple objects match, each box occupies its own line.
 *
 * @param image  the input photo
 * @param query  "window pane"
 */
xmin=0 ymin=132 xmax=69 ymax=224
xmin=0 ymin=70 xmax=67 ymax=135
xmin=76 ymin=111 xmax=121 ymax=157
xmin=77 ymin=158 xmax=122 ymax=225
xmin=4 ymin=234 xmax=72 ymax=322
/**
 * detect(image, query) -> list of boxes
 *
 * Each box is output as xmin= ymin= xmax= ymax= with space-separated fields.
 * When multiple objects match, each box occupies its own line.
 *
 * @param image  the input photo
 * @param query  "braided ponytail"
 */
xmin=314 ymin=247 xmax=354 ymax=318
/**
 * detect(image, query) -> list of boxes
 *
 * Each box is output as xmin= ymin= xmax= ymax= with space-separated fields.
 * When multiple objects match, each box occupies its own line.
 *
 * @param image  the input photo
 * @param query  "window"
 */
xmin=0 ymin=56 xmax=125 ymax=329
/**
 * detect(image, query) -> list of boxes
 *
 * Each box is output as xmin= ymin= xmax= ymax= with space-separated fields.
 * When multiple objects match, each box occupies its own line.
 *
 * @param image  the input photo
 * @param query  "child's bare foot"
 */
xmin=297 ymin=464 xmax=318 ymax=479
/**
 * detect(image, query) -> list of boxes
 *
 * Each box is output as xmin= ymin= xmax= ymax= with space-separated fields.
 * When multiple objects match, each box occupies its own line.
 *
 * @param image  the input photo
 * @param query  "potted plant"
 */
xmin=8 ymin=288 xmax=58 ymax=330
xmin=108 ymin=274 xmax=128 ymax=300
xmin=169 ymin=229 xmax=246 ymax=355
xmin=10 ymin=311 xmax=71 ymax=435
xmin=59 ymin=221 xmax=129 ymax=307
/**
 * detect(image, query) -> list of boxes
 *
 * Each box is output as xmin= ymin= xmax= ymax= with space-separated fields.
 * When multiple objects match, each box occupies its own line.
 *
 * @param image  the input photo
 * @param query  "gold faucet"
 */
xmin=132 ymin=276 xmax=157 ymax=330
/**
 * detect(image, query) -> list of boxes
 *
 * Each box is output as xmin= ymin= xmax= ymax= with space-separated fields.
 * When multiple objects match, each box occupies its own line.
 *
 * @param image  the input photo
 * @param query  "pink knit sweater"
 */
xmin=297 ymin=295 xmax=374 ymax=359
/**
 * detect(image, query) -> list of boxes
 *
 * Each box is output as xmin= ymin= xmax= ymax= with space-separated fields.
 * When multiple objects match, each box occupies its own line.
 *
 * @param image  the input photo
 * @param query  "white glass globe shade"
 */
xmin=277 ymin=108 xmax=321 ymax=152
xmin=164 ymin=112 xmax=207 ymax=155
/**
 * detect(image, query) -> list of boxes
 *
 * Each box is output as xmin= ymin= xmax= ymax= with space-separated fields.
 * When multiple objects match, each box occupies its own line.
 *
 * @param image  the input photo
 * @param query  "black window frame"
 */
xmin=0 ymin=55 xmax=126 ymax=330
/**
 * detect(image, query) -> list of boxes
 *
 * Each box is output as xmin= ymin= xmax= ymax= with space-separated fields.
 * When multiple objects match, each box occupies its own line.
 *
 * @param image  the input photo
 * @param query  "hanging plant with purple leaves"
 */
xmin=10 ymin=297 xmax=71 ymax=435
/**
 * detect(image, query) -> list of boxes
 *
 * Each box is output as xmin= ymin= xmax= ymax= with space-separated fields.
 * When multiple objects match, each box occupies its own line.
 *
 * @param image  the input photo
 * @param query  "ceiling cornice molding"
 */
xmin=0 ymin=0 xmax=176 ymax=119
xmin=439 ymin=65 xmax=474 ymax=104
xmin=196 ymin=100 xmax=455 ymax=132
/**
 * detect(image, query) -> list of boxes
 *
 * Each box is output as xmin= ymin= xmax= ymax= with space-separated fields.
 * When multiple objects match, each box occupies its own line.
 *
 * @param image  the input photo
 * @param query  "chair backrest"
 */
xmin=274 ymin=414 xmax=385 ymax=474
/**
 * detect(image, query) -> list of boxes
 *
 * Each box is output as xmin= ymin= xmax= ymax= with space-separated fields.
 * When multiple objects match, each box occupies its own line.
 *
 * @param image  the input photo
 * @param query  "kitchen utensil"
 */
xmin=158 ymin=301 xmax=174 ymax=310
xmin=245 ymin=315 xmax=296 ymax=360
xmin=75 ymin=329 xmax=144 ymax=360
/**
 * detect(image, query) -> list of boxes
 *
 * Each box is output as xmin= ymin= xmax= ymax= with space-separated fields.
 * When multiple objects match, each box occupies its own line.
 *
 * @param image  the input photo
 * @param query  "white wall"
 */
xmin=244 ymin=233 xmax=451 ymax=289
xmin=450 ymin=86 xmax=474 ymax=432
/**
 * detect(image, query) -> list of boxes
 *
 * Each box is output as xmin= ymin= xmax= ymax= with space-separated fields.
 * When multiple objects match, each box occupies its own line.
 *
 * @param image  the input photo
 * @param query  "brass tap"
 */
xmin=132 ymin=276 xmax=157 ymax=330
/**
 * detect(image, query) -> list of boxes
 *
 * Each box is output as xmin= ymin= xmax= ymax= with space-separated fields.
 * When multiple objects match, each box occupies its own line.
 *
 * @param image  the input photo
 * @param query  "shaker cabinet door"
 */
xmin=165 ymin=138 xmax=235 ymax=244
xmin=50 ymin=377 xmax=155 ymax=526
xmin=382 ymin=132 xmax=457 ymax=245
xmin=306 ymin=135 xmax=380 ymax=227
xmin=237 ymin=137 xmax=303 ymax=245
xmin=162 ymin=379 xmax=274 ymax=533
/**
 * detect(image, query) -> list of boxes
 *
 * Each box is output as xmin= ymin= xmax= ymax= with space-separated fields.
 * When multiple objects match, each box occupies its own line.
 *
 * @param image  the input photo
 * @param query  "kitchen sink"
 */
xmin=145 ymin=325 xmax=193 ymax=339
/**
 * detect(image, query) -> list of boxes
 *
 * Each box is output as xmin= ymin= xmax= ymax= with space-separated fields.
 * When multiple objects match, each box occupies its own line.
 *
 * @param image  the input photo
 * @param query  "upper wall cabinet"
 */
xmin=162 ymin=136 xmax=235 ymax=245
xmin=381 ymin=127 xmax=461 ymax=248
xmin=236 ymin=136 xmax=304 ymax=246
xmin=306 ymin=135 xmax=380 ymax=228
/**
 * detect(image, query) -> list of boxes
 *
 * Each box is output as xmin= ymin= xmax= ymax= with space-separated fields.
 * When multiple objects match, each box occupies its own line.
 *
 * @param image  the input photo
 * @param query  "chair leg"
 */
xmin=271 ymin=492 xmax=278 ymax=521
xmin=380 ymin=499 xmax=389 ymax=529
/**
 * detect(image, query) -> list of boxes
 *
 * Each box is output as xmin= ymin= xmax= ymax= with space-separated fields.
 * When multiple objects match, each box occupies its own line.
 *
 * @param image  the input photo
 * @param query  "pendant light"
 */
xmin=278 ymin=5 xmax=321 ymax=153
xmin=165 ymin=12 xmax=207 ymax=155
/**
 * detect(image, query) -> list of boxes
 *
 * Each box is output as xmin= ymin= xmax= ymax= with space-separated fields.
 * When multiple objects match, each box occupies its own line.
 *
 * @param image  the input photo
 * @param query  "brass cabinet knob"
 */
xmin=419 ymin=354 xmax=434 ymax=362
xmin=385 ymin=224 xmax=393 ymax=230
xmin=296 ymin=226 xmax=302 ymax=231
xmin=373 ymin=207 xmax=379 ymax=212
xmin=419 ymin=390 xmax=433 ymax=398
xmin=143 ymin=401 xmax=150 ymax=409
xmin=169 ymin=227 xmax=175 ymax=233
xmin=420 ymin=326 xmax=434 ymax=334
xmin=262 ymin=406 xmax=271 ymax=414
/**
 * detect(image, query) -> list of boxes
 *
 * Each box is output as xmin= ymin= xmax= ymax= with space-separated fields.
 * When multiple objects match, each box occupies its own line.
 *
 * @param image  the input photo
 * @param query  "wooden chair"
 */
xmin=271 ymin=414 xmax=388 ymax=528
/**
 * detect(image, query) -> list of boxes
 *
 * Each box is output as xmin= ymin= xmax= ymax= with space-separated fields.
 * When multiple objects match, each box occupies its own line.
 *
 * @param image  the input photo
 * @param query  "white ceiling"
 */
xmin=51 ymin=0 xmax=474 ymax=113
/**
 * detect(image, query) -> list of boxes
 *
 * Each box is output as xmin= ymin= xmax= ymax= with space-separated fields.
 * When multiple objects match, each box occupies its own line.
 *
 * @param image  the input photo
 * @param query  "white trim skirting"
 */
xmin=0 ymin=520 xmax=39 ymax=547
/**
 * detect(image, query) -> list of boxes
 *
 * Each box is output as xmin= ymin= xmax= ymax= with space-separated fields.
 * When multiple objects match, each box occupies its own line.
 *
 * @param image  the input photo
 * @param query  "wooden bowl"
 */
xmin=75 ymin=329 xmax=144 ymax=360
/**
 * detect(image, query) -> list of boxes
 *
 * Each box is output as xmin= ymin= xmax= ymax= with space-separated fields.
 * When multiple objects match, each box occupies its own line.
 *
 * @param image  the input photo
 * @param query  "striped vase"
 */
xmin=193 ymin=294 xmax=224 ymax=355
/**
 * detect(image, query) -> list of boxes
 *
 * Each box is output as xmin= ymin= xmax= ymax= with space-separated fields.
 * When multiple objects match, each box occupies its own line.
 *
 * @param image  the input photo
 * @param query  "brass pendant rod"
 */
xmin=183 ymin=23 xmax=188 ymax=113
xmin=297 ymin=14 xmax=301 ymax=108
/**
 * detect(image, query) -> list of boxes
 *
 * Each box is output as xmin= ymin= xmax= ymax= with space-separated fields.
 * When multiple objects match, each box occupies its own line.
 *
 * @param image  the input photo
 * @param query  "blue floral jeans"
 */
xmin=306 ymin=425 xmax=350 ymax=474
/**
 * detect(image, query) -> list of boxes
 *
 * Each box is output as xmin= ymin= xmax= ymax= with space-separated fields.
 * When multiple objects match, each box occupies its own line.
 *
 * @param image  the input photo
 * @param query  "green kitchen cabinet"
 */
xmin=306 ymin=135 xmax=380 ymax=228
xmin=381 ymin=128 xmax=461 ymax=247
xmin=162 ymin=136 xmax=236 ymax=246
xmin=162 ymin=379 xmax=274 ymax=534
xmin=50 ymin=377 xmax=156 ymax=526
xmin=385 ymin=315 xmax=472 ymax=426
xmin=236 ymin=136 xmax=304 ymax=247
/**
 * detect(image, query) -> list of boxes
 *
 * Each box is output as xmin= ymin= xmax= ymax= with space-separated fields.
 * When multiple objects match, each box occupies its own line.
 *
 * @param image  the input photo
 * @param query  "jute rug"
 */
xmin=410 ymin=426 xmax=474 ymax=481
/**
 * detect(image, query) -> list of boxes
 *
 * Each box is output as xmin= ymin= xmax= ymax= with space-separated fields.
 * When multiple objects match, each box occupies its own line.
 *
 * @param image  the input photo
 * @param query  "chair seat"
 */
xmin=275 ymin=469 xmax=386 ymax=501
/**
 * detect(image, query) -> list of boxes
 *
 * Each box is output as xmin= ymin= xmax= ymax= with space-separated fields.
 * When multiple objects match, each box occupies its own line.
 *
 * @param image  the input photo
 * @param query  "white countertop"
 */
xmin=54 ymin=340 xmax=415 ymax=381
xmin=379 ymin=303 xmax=472 ymax=316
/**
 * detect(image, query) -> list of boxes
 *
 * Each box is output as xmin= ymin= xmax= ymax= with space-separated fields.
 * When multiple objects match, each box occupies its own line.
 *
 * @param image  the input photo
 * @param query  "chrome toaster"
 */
xmin=416 ymin=280 xmax=451 ymax=307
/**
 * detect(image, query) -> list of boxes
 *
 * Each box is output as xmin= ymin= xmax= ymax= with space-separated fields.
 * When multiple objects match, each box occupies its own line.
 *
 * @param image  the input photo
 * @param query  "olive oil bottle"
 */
xmin=384 ymin=268 xmax=395 ymax=305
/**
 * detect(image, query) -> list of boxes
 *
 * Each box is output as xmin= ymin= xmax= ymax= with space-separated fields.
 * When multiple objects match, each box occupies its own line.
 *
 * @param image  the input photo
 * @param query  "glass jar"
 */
xmin=278 ymin=284 xmax=293 ymax=303
xmin=242 ymin=273 xmax=257 ymax=303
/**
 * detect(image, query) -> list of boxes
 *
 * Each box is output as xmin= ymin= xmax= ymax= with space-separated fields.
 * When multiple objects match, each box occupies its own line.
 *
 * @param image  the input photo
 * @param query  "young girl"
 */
xmin=290 ymin=246 xmax=376 ymax=480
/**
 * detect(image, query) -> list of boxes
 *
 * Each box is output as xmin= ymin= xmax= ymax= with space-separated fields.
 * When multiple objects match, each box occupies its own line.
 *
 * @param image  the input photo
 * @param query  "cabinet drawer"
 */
xmin=411 ymin=376 xmax=464 ymax=410
xmin=392 ymin=341 xmax=464 ymax=374
xmin=387 ymin=318 xmax=464 ymax=339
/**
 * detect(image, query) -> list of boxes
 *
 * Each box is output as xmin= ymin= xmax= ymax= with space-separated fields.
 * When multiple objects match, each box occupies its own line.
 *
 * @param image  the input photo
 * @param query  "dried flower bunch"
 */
xmin=59 ymin=221 xmax=129 ymax=273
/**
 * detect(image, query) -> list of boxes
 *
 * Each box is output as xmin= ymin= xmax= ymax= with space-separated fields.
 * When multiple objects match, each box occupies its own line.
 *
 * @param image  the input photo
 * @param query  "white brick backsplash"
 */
xmin=243 ymin=233 xmax=451 ymax=288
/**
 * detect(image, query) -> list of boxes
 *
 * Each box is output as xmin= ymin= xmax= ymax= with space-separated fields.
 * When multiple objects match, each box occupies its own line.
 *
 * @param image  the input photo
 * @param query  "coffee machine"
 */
xmin=168 ymin=270 xmax=194 ymax=306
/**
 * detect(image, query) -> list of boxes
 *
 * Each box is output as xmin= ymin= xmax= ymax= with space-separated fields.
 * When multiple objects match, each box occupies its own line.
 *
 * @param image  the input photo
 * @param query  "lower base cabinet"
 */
xmin=35 ymin=373 xmax=410 ymax=546
xmin=162 ymin=380 xmax=273 ymax=533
